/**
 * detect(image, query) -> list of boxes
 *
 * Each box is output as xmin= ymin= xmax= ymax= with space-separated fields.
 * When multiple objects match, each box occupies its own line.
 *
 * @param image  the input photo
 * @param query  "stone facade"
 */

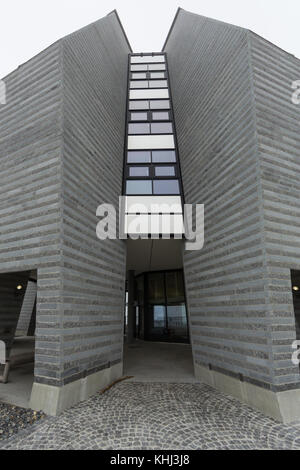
xmin=0 ymin=11 xmax=130 ymax=414
xmin=1 ymin=8 xmax=300 ymax=421
xmin=164 ymin=9 xmax=300 ymax=420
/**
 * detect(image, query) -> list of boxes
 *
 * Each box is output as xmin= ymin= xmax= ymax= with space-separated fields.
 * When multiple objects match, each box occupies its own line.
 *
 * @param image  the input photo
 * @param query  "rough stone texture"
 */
xmin=0 ymin=403 xmax=44 ymax=441
xmin=0 ymin=39 xmax=63 ymax=382
xmin=165 ymin=9 xmax=300 ymax=393
xmin=250 ymin=33 xmax=300 ymax=389
xmin=0 ymin=11 xmax=129 ymax=393
xmin=1 ymin=382 xmax=300 ymax=450
xmin=53 ymin=12 xmax=129 ymax=388
xmin=1 ymin=6 xmax=300 ymax=417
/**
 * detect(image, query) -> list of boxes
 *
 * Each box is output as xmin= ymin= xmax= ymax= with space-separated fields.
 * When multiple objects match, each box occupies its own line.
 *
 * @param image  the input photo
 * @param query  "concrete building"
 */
xmin=1 ymin=8 xmax=300 ymax=422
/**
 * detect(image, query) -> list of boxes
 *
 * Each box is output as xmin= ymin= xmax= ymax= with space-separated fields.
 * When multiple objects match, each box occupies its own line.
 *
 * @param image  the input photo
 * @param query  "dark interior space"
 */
xmin=291 ymin=270 xmax=300 ymax=339
xmin=0 ymin=270 xmax=36 ymax=402
xmin=134 ymin=269 xmax=188 ymax=343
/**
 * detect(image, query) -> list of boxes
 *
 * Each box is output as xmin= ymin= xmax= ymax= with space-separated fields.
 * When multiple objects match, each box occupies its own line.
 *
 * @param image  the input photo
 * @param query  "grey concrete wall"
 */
xmin=164 ymin=9 xmax=300 ymax=392
xmin=58 ymin=12 xmax=128 ymax=388
xmin=250 ymin=32 xmax=300 ymax=390
xmin=0 ymin=40 xmax=64 ymax=382
xmin=0 ymin=12 xmax=129 ymax=400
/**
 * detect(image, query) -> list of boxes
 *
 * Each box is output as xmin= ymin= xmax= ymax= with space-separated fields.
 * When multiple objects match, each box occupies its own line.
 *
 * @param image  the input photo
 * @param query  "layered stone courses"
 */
xmin=0 ymin=11 xmax=130 ymax=411
xmin=164 ymin=9 xmax=300 ymax=398
xmin=1 ymin=8 xmax=300 ymax=420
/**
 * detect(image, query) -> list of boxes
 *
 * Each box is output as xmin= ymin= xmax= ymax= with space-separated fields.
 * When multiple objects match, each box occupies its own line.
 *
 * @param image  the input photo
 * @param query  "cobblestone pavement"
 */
xmin=1 ymin=382 xmax=300 ymax=450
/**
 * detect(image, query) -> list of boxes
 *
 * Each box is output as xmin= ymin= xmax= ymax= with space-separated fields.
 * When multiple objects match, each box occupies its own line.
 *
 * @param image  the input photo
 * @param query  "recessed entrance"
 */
xmin=124 ymin=239 xmax=195 ymax=382
xmin=135 ymin=270 xmax=188 ymax=343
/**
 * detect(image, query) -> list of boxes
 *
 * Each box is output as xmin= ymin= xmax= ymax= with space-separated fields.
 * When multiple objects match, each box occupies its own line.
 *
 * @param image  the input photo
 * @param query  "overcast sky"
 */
xmin=1 ymin=0 xmax=300 ymax=78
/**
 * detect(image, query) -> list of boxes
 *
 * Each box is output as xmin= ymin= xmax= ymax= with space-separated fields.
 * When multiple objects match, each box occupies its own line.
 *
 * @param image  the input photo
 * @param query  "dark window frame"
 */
xmin=129 ymin=110 xmax=172 ymax=122
xmin=129 ymin=99 xmax=171 ymax=111
xmin=130 ymin=71 xmax=167 ymax=80
xmin=126 ymin=164 xmax=178 ymax=180
xmin=127 ymin=150 xmax=177 ymax=164
xmin=128 ymin=123 xmax=173 ymax=135
xmin=122 ymin=53 xmax=185 ymax=200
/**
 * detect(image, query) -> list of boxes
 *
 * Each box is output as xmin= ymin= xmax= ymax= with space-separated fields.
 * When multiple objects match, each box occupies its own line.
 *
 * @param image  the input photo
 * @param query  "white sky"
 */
xmin=1 ymin=0 xmax=300 ymax=78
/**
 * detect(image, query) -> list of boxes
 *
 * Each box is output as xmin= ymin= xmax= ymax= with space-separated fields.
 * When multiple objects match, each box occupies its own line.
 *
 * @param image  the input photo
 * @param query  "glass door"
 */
xmin=143 ymin=270 xmax=189 ymax=343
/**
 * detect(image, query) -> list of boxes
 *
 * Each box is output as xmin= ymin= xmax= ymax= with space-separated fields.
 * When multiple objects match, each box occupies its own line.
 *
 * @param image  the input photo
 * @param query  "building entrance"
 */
xmin=135 ymin=269 xmax=188 ymax=343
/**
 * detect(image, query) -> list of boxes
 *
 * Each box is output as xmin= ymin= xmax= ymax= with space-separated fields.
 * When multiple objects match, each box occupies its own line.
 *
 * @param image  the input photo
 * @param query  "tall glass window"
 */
xmin=124 ymin=53 xmax=184 ymax=204
xmin=136 ymin=270 xmax=188 ymax=343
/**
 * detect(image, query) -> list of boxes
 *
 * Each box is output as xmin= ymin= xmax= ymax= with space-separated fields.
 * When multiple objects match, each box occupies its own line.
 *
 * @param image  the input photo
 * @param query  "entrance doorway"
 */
xmin=135 ymin=270 xmax=188 ymax=343
xmin=124 ymin=238 xmax=195 ymax=382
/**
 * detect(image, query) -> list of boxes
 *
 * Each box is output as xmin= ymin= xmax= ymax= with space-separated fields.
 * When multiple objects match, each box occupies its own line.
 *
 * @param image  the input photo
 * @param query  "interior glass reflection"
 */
xmin=153 ymin=179 xmax=180 ymax=194
xmin=152 ymin=150 xmax=176 ymax=162
xmin=127 ymin=151 xmax=151 ymax=163
xmin=126 ymin=180 xmax=152 ymax=194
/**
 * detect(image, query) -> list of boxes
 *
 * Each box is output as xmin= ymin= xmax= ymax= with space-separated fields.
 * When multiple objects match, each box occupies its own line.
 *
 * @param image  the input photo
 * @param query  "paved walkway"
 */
xmin=124 ymin=341 xmax=195 ymax=382
xmin=1 ymin=382 xmax=300 ymax=450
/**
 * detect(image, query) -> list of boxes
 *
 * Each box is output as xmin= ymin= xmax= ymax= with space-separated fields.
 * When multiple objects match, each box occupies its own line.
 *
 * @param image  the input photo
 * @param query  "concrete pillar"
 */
xmin=127 ymin=270 xmax=135 ymax=343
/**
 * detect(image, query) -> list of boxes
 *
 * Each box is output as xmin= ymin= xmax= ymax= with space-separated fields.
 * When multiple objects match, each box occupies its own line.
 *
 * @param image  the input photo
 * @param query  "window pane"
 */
xmin=148 ymin=273 xmax=165 ymax=303
xmin=148 ymin=64 xmax=166 ymax=71
xmin=128 ymin=135 xmax=175 ymax=150
xmin=130 ymin=112 xmax=148 ymax=121
xmin=152 ymin=111 xmax=169 ymax=120
xmin=155 ymin=166 xmax=175 ymax=176
xmin=130 ymin=89 xmax=169 ymax=100
xmin=129 ymin=167 xmax=149 ymax=177
xmin=151 ymin=123 xmax=173 ymax=134
xmin=149 ymin=80 xmax=168 ymax=88
xmin=126 ymin=180 xmax=152 ymax=195
xmin=153 ymin=306 xmax=166 ymax=328
xmin=167 ymin=305 xmax=187 ymax=337
xmin=150 ymin=100 xmax=170 ymax=109
xmin=131 ymin=64 xmax=148 ymax=71
xmin=148 ymin=305 xmax=167 ymax=336
xmin=131 ymin=73 xmax=147 ymax=79
xmin=127 ymin=151 xmax=151 ymax=163
xmin=129 ymin=101 xmax=149 ymax=110
xmin=150 ymin=72 xmax=165 ymax=79
xmin=152 ymin=150 xmax=176 ymax=162
xmin=128 ymin=123 xmax=150 ymax=134
xmin=130 ymin=80 xmax=149 ymax=89
xmin=153 ymin=180 xmax=180 ymax=194
xmin=166 ymin=271 xmax=185 ymax=302
xmin=131 ymin=55 xmax=165 ymax=64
